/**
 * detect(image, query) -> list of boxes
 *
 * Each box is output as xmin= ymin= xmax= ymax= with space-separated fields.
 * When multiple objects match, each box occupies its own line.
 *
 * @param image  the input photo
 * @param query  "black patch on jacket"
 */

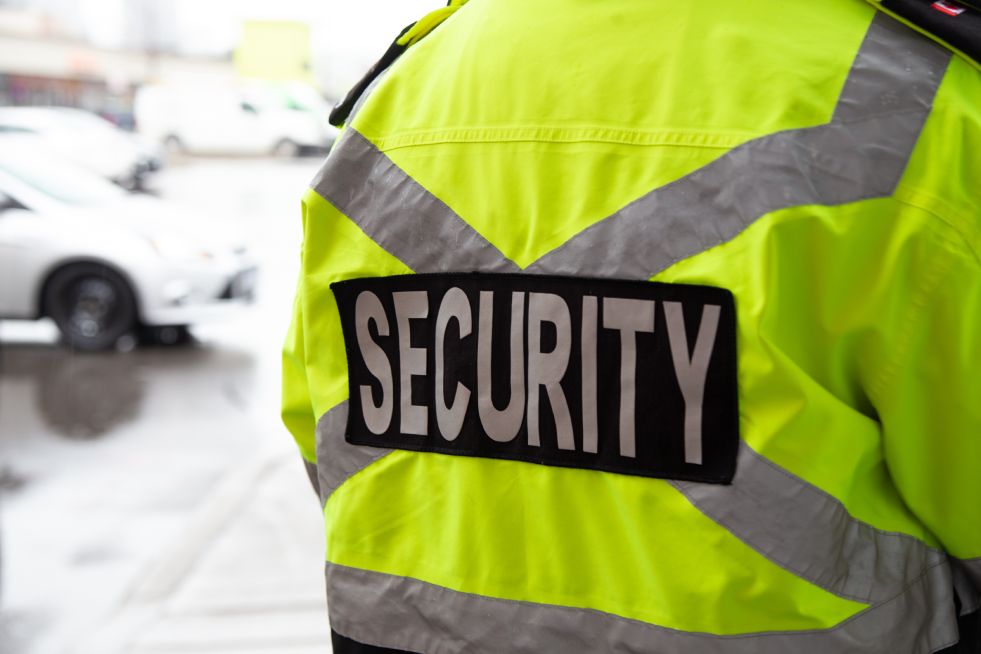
xmin=332 ymin=273 xmax=739 ymax=484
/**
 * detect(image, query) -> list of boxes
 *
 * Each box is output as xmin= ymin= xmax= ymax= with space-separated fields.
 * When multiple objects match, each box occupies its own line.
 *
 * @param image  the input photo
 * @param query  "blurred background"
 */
xmin=0 ymin=1 xmax=433 ymax=652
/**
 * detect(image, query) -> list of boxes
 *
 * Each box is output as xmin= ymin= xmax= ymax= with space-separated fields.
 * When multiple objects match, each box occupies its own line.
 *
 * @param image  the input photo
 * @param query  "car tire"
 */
xmin=140 ymin=324 xmax=191 ymax=347
xmin=44 ymin=264 xmax=138 ymax=351
xmin=272 ymin=138 xmax=300 ymax=158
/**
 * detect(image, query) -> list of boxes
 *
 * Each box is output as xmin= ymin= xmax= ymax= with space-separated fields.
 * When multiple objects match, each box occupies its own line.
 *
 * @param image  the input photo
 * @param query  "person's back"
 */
xmin=283 ymin=0 xmax=981 ymax=651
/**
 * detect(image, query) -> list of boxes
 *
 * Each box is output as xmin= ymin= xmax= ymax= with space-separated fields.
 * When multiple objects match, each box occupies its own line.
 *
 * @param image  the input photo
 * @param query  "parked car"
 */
xmin=0 ymin=107 xmax=163 ymax=190
xmin=0 ymin=138 xmax=256 ymax=350
xmin=134 ymin=82 xmax=337 ymax=156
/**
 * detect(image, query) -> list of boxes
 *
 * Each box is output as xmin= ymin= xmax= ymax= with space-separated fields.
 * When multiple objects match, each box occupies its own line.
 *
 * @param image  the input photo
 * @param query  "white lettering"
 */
xmin=355 ymin=291 xmax=394 ymax=435
xmin=603 ymin=298 xmax=655 ymax=458
xmin=393 ymin=291 xmax=429 ymax=435
xmin=477 ymin=291 xmax=525 ymax=443
xmin=435 ymin=287 xmax=472 ymax=441
xmin=581 ymin=295 xmax=599 ymax=454
xmin=527 ymin=293 xmax=574 ymax=450
xmin=664 ymin=302 xmax=721 ymax=465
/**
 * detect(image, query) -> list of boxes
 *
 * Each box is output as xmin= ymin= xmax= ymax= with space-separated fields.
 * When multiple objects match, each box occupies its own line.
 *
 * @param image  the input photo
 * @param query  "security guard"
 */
xmin=283 ymin=0 xmax=981 ymax=651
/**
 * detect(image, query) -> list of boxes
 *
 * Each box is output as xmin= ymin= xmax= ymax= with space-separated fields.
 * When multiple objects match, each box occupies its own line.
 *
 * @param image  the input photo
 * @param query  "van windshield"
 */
xmin=265 ymin=84 xmax=330 ymax=113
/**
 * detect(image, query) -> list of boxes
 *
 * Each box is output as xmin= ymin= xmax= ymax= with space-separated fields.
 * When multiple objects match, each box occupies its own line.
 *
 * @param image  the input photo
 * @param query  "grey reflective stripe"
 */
xmin=959 ymin=556 xmax=981 ymax=589
xmin=314 ymin=401 xmax=391 ymax=505
xmin=671 ymin=441 xmax=945 ymax=604
xmin=831 ymin=14 xmax=949 ymax=123
xmin=310 ymin=129 xmax=520 ymax=274
xmin=326 ymin=560 xmax=957 ymax=654
xmin=526 ymin=14 xmax=950 ymax=278
xmin=315 ymin=407 xmax=945 ymax=605
xmin=951 ymin=557 xmax=981 ymax=615
xmin=303 ymin=459 xmax=321 ymax=496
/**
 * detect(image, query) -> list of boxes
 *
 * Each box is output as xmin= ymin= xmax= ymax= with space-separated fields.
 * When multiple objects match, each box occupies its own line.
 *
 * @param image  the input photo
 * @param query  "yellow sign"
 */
xmin=235 ymin=21 xmax=312 ymax=82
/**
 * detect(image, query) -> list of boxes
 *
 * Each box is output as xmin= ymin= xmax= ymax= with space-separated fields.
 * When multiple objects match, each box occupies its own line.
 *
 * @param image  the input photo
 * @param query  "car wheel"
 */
xmin=272 ymin=138 xmax=300 ymax=158
xmin=44 ymin=264 xmax=138 ymax=351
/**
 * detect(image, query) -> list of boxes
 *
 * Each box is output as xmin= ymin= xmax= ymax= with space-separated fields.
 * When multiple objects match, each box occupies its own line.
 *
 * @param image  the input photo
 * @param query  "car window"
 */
xmin=0 ymin=185 xmax=30 ymax=212
xmin=267 ymin=84 xmax=329 ymax=114
xmin=0 ymin=155 xmax=127 ymax=206
xmin=0 ymin=125 xmax=37 ymax=134
xmin=55 ymin=110 xmax=124 ymax=135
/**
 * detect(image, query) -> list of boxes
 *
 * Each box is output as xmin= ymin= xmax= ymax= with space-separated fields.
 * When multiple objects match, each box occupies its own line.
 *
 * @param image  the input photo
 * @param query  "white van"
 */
xmin=134 ymin=82 xmax=337 ymax=156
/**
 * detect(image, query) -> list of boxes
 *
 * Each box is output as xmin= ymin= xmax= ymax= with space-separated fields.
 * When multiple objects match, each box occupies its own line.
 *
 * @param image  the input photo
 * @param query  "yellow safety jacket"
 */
xmin=283 ymin=0 xmax=981 ymax=651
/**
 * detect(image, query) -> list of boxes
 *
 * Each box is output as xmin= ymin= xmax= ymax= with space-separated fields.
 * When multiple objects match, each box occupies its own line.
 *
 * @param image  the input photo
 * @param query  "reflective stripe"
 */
xmin=527 ymin=14 xmax=950 ymax=278
xmin=310 ymin=130 xmax=520 ymax=275
xmin=326 ymin=560 xmax=957 ymax=654
xmin=316 ymin=399 xmax=944 ymax=607
xmin=960 ymin=557 xmax=981 ymax=589
xmin=312 ymin=17 xmax=948 ymax=282
xmin=304 ymin=459 xmax=321 ymax=496
xmin=671 ymin=441 xmax=945 ymax=604
xmin=831 ymin=12 xmax=950 ymax=123
xmin=951 ymin=557 xmax=981 ymax=615
xmin=315 ymin=401 xmax=391 ymax=505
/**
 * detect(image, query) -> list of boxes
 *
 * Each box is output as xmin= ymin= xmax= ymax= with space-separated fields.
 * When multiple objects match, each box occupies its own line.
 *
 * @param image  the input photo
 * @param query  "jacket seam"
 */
xmin=358 ymin=105 xmax=934 ymax=154
xmin=891 ymin=186 xmax=981 ymax=267
xmin=866 ymin=226 xmax=961 ymax=403
xmin=360 ymin=125 xmax=756 ymax=152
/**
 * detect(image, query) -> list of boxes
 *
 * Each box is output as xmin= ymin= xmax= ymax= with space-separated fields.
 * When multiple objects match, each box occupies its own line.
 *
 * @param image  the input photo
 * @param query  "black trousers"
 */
xmin=947 ymin=610 xmax=981 ymax=654
xmin=332 ymin=610 xmax=980 ymax=653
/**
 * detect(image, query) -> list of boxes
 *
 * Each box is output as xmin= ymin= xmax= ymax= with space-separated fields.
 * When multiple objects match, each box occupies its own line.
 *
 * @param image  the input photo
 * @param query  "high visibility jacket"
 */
xmin=282 ymin=0 xmax=981 ymax=651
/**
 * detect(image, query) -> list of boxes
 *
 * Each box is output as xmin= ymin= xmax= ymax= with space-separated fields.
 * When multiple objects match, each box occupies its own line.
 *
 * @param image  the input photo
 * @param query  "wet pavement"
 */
xmin=0 ymin=155 xmax=330 ymax=653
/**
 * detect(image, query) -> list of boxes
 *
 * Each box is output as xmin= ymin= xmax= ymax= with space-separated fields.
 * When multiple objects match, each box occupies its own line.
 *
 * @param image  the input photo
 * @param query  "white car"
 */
xmin=0 ymin=139 xmax=257 ymax=350
xmin=134 ymin=82 xmax=337 ymax=156
xmin=0 ymin=107 xmax=162 ymax=190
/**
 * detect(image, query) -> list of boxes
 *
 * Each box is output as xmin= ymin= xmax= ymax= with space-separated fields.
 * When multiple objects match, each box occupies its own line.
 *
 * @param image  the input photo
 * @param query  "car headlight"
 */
xmin=147 ymin=234 xmax=214 ymax=261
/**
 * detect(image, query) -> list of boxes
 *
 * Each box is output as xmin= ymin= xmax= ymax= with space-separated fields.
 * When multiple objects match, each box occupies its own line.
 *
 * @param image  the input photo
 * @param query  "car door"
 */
xmin=0 ymin=188 xmax=48 ymax=319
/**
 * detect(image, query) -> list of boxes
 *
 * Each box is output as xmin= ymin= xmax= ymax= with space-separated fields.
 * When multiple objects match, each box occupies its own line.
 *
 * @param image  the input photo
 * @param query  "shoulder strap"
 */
xmin=329 ymin=0 xmax=470 ymax=127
